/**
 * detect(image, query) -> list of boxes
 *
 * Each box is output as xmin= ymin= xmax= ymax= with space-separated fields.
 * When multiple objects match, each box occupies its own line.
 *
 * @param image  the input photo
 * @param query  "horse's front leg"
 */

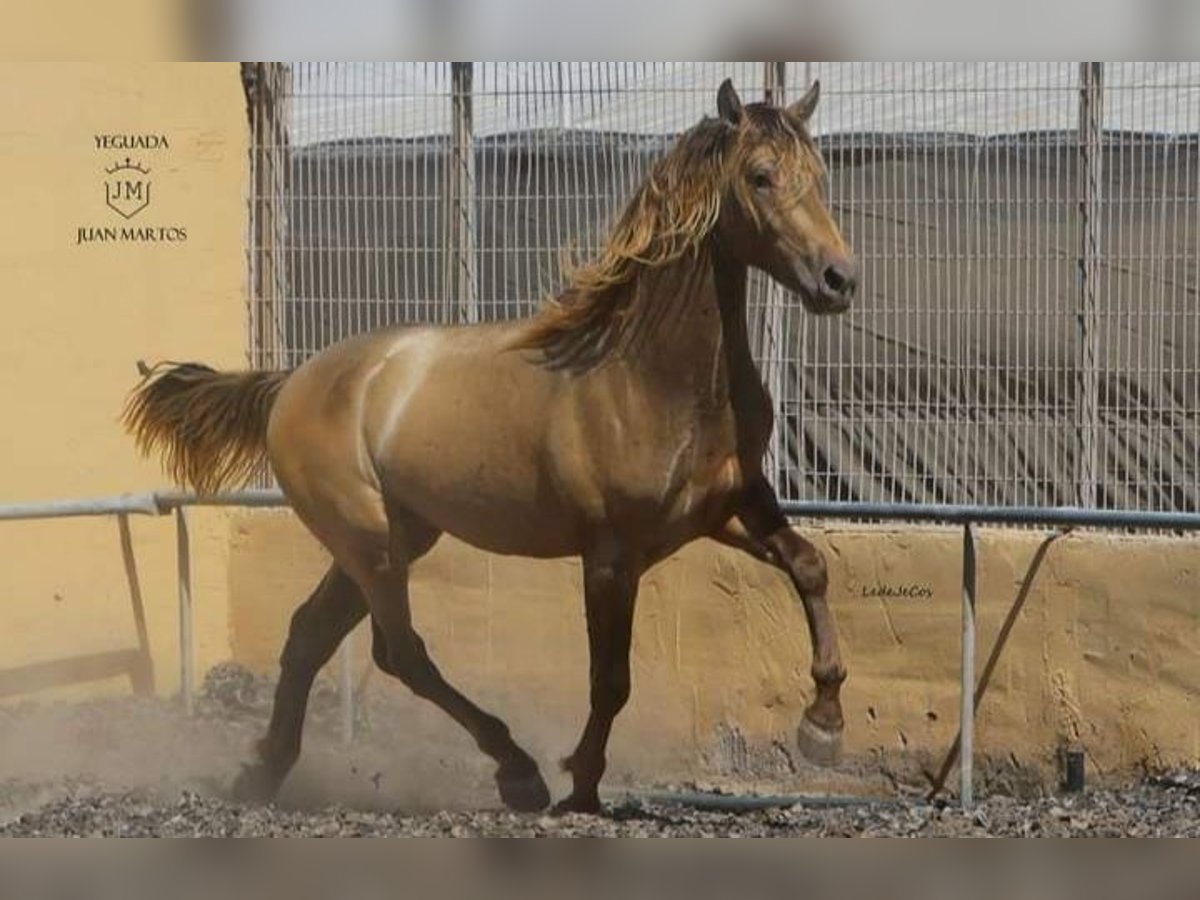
xmin=723 ymin=478 xmax=847 ymax=765
xmin=555 ymin=538 xmax=643 ymax=814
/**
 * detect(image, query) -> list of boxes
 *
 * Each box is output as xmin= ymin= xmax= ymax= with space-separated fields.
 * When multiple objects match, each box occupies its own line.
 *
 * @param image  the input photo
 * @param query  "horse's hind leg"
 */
xmin=360 ymin=515 xmax=550 ymax=813
xmin=232 ymin=565 xmax=366 ymax=803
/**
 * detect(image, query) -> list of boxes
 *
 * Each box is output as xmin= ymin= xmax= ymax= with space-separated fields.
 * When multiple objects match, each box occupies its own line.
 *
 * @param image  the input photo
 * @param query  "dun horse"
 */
xmin=124 ymin=80 xmax=858 ymax=814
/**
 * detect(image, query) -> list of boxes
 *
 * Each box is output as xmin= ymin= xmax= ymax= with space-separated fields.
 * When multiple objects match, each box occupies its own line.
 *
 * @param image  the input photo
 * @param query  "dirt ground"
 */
xmin=0 ymin=664 xmax=1196 ymax=837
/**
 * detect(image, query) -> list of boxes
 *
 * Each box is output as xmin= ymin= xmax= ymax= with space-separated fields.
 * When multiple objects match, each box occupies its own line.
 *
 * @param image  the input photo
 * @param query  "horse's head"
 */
xmin=713 ymin=79 xmax=857 ymax=314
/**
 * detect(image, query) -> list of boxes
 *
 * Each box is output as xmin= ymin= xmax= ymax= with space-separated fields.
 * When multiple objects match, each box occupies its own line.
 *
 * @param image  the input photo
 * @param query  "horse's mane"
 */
xmin=513 ymin=105 xmax=813 ymax=371
xmin=512 ymin=119 xmax=731 ymax=370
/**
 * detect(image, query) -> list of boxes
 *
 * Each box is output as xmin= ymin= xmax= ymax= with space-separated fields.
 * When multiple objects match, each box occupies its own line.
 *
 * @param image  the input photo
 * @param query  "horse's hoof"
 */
xmin=796 ymin=714 xmax=844 ymax=767
xmin=231 ymin=764 xmax=280 ymax=805
xmin=550 ymin=793 xmax=602 ymax=816
xmin=496 ymin=764 xmax=551 ymax=813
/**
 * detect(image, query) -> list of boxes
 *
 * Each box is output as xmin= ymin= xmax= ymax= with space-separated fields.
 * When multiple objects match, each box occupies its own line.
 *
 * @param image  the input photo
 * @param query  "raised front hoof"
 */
xmin=796 ymin=714 xmax=844 ymax=767
xmin=550 ymin=793 xmax=603 ymax=817
xmin=230 ymin=763 xmax=282 ymax=805
xmin=495 ymin=763 xmax=551 ymax=813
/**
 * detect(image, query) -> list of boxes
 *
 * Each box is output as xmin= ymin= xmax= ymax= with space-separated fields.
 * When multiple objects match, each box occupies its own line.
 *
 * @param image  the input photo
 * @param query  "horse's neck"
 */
xmin=622 ymin=246 xmax=760 ymax=411
xmin=710 ymin=252 xmax=762 ymax=402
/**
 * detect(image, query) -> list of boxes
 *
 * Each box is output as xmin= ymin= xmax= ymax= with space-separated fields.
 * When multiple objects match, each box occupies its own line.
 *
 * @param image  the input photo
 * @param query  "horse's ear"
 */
xmin=788 ymin=80 xmax=821 ymax=123
xmin=717 ymin=78 xmax=743 ymax=126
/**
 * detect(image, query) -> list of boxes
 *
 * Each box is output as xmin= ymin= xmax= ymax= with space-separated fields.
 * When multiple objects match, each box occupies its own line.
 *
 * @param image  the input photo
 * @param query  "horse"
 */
xmin=123 ymin=78 xmax=858 ymax=815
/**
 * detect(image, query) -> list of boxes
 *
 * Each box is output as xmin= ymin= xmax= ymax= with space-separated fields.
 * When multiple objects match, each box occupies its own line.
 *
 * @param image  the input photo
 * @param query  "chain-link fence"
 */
xmin=245 ymin=62 xmax=1199 ymax=514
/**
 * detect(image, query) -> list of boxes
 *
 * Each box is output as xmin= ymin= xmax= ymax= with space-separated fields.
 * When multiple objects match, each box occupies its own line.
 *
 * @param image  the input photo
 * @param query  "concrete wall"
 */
xmin=228 ymin=513 xmax=1200 ymax=781
xmin=0 ymin=63 xmax=246 ymax=700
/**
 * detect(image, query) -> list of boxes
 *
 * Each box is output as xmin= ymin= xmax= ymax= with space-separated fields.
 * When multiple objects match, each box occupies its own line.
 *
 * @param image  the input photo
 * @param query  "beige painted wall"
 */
xmin=229 ymin=514 xmax=1200 ymax=781
xmin=1 ymin=1 xmax=189 ymax=62
xmin=0 ymin=63 xmax=246 ymax=699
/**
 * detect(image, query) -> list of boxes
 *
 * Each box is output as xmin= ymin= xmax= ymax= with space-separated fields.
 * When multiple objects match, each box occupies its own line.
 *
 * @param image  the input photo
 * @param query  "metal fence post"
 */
xmin=448 ymin=61 xmax=478 ymax=325
xmin=117 ymin=513 xmax=155 ymax=695
xmin=244 ymin=61 xmax=292 ymax=375
xmin=1077 ymin=62 xmax=1104 ymax=509
xmin=959 ymin=521 xmax=977 ymax=810
xmin=175 ymin=506 xmax=194 ymax=716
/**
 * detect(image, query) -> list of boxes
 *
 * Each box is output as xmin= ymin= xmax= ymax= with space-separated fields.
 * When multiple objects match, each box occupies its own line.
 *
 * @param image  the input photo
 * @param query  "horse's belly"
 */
xmin=379 ymin=463 xmax=585 ymax=559
xmin=430 ymin=500 xmax=583 ymax=559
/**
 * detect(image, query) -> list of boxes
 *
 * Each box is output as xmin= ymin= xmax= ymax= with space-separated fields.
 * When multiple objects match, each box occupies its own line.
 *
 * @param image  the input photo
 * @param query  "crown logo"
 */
xmin=105 ymin=157 xmax=151 ymax=175
xmin=104 ymin=157 xmax=153 ymax=219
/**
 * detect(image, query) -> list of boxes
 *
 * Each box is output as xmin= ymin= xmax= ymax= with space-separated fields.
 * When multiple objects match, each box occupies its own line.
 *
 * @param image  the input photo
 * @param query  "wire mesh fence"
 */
xmin=245 ymin=62 xmax=1199 ymax=515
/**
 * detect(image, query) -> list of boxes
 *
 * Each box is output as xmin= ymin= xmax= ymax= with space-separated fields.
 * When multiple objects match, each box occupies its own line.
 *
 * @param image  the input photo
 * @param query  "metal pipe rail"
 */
xmin=0 ymin=489 xmax=288 ymax=521
xmin=4 ymin=490 xmax=1200 ymax=810
xmin=0 ymin=494 xmax=163 ymax=520
xmin=781 ymin=500 xmax=1200 ymax=531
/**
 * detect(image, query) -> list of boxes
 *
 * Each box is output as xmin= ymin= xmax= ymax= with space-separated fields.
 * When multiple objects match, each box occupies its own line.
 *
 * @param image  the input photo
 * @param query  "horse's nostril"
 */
xmin=823 ymin=264 xmax=853 ymax=294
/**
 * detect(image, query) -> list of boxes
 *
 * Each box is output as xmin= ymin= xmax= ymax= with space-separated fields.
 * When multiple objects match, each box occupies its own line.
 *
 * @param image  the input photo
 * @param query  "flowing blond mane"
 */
xmin=514 ymin=105 xmax=814 ymax=370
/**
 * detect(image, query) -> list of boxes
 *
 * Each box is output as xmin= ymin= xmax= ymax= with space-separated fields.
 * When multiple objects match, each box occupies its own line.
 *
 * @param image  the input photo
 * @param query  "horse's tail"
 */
xmin=122 ymin=361 xmax=291 ymax=494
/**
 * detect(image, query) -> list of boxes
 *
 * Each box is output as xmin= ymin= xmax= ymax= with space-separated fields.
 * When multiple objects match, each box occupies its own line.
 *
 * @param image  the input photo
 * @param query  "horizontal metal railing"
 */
xmin=780 ymin=501 xmax=1200 ymax=532
xmin=0 ymin=489 xmax=287 ymax=521
xmin=9 ymin=490 xmax=1200 ymax=531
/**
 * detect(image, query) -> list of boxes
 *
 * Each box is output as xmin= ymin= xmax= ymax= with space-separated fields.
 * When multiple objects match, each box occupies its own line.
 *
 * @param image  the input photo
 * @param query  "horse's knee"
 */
xmin=778 ymin=535 xmax=828 ymax=597
xmin=796 ymin=551 xmax=828 ymax=597
xmin=591 ymin=665 xmax=631 ymax=717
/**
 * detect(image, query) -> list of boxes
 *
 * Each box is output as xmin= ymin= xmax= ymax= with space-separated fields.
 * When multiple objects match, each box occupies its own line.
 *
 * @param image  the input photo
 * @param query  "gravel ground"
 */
xmin=1 ymin=665 xmax=1196 ymax=837
xmin=2 ymin=775 xmax=1199 ymax=837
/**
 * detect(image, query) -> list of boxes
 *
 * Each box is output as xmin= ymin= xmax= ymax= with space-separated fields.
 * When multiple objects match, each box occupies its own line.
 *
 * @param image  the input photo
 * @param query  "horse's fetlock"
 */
xmin=812 ymin=662 xmax=847 ymax=689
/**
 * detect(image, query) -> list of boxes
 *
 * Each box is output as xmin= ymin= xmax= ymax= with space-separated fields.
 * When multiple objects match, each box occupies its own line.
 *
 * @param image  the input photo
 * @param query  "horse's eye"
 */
xmin=751 ymin=171 xmax=774 ymax=191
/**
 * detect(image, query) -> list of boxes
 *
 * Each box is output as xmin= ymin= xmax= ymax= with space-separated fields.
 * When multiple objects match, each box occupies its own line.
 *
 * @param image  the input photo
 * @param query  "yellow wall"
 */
xmin=0 ymin=63 xmax=246 ymax=699
xmin=1 ymin=1 xmax=189 ymax=62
